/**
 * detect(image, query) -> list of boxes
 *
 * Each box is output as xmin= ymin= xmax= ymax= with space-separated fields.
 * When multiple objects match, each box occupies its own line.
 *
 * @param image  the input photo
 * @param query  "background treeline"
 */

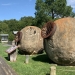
xmin=0 ymin=0 xmax=75 ymax=41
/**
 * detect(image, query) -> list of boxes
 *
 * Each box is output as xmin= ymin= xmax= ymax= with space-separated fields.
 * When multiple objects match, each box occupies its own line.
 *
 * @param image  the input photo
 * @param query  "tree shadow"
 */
xmin=46 ymin=74 xmax=50 ymax=75
xmin=32 ymin=54 xmax=55 ymax=64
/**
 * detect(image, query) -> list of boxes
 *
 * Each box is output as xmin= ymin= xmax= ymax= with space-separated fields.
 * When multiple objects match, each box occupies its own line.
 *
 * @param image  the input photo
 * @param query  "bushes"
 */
xmin=8 ymin=32 xmax=15 ymax=41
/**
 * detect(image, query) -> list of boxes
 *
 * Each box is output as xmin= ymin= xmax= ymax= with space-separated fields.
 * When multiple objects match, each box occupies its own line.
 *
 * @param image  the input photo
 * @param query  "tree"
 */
xmin=19 ymin=16 xmax=35 ymax=29
xmin=0 ymin=21 xmax=2 ymax=33
xmin=35 ymin=0 xmax=73 ymax=20
xmin=8 ymin=32 xmax=15 ymax=41
xmin=0 ymin=22 xmax=9 ymax=33
xmin=53 ymin=2 xmax=72 ymax=17
xmin=35 ymin=0 xmax=51 ymax=27
xmin=7 ymin=19 xmax=19 ymax=31
xmin=70 ymin=12 xmax=75 ymax=17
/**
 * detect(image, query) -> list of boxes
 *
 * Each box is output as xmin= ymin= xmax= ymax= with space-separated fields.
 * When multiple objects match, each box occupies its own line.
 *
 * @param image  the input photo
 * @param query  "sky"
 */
xmin=0 ymin=0 xmax=75 ymax=21
xmin=67 ymin=0 xmax=75 ymax=12
xmin=0 ymin=0 xmax=36 ymax=20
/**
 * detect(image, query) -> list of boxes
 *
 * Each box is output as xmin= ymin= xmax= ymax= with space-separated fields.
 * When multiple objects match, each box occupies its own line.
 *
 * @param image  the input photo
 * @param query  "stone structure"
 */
xmin=15 ymin=26 xmax=43 ymax=54
xmin=41 ymin=17 xmax=75 ymax=65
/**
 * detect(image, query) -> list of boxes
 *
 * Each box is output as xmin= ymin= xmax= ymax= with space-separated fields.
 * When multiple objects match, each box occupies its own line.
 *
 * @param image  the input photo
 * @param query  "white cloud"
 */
xmin=67 ymin=0 xmax=75 ymax=8
xmin=1 ymin=3 xmax=18 ymax=6
xmin=67 ymin=0 xmax=75 ymax=12
xmin=1 ymin=3 xmax=11 ymax=6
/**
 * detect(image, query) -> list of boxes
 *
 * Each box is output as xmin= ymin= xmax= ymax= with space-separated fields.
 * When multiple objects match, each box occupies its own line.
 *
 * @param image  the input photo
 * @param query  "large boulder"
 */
xmin=41 ymin=17 xmax=75 ymax=65
xmin=15 ymin=26 xmax=43 ymax=54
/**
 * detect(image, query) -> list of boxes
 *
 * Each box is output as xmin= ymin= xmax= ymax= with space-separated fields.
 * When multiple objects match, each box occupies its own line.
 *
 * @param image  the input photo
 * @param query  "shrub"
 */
xmin=8 ymin=32 xmax=15 ymax=41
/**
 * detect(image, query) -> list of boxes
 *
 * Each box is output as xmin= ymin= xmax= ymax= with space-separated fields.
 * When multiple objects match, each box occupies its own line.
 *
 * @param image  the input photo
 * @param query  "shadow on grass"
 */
xmin=5 ymin=57 xmax=10 ymax=61
xmin=32 ymin=54 xmax=55 ymax=64
xmin=46 ymin=74 xmax=50 ymax=75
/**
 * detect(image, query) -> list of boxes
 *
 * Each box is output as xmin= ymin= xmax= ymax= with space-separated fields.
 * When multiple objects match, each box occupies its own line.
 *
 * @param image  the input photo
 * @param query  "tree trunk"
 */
xmin=51 ymin=9 xmax=54 ymax=19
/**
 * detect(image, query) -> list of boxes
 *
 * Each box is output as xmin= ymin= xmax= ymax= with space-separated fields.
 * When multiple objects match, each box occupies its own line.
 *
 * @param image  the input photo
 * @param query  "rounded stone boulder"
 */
xmin=41 ymin=17 xmax=75 ymax=65
xmin=15 ymin=26 xmax=43 ymax=54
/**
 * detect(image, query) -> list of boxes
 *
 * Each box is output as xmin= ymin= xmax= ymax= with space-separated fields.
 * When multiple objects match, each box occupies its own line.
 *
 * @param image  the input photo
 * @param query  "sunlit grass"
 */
xmin=0 ymin=43 xmax=75 ymax=75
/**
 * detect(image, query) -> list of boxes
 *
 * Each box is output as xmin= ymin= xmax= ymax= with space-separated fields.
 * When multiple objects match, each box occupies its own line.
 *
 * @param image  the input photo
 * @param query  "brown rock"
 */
xmin=15 ymin=26 xmax=43 ymax=54
xmin=42 ymin=17 xmax=75 ymax=65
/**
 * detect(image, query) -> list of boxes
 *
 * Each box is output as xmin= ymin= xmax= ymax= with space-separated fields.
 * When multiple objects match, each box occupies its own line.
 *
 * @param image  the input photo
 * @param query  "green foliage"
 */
xmin=34 ymin=0 xmax=74 ymax=27
xmin=7 ymin=19 xmax=20 ymax=31
xmin=53 ymin=0 xmax=67 ymax=14
xmin=8 ymin=32 xmax=15 ymax=41
xmin=16 ymin=16 xmax=36 ymax=30
xmin=20 ymin=16 xmax=35 ymax=25
xmin=1 ymin=16 xmax=36 ymax=41
xmin=70 ymin=12 xmax=75 ymax=17
xmin=0 ymin=22 xmax=9 ymax=33
xmin=35 ymin=0 xmax=73 ymax=20
xmin=35 ymin=0 xmax=50 ymax=27
xmin=0 ymin=37 xmax=1 ymax=43
xmin=60 ymin=6 xmax=72 ymax=17
xmin=1 ymin=43 xmax=75 ymax=75
xmin=0 ymin=0 xmax=75 ymax=32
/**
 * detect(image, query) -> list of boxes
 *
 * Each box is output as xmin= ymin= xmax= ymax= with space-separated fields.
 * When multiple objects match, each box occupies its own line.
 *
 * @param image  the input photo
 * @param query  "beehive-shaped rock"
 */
xmin=15 ymin=26 xmax=43 ymax=54
xmin=41 ymin=17 xmax=75 ymax=65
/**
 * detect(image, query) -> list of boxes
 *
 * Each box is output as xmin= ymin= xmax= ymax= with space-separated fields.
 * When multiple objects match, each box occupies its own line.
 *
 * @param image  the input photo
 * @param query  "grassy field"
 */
xmin=0 ymin=43 xmax=75 ymax=75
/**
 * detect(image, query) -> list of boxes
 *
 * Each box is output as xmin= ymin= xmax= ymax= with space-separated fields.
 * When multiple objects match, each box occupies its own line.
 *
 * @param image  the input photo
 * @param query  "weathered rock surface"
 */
xmin=42 ymin=17 xmax=75 ymax=65
xmin=16 ymin=26 xmax=43 ymax=54
xmin=0 ymin=57 xmax=18 ymax=75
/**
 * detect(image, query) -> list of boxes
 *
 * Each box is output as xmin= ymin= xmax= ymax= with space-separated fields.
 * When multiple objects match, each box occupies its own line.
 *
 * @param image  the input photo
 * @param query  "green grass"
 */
xmin=0 ymin=43 xmax=75 ymax=75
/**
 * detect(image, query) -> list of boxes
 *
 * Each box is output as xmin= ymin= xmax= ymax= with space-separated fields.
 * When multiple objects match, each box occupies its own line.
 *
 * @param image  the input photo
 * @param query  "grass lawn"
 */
xmin=0 ymin=43 xmax=75 ymax=75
